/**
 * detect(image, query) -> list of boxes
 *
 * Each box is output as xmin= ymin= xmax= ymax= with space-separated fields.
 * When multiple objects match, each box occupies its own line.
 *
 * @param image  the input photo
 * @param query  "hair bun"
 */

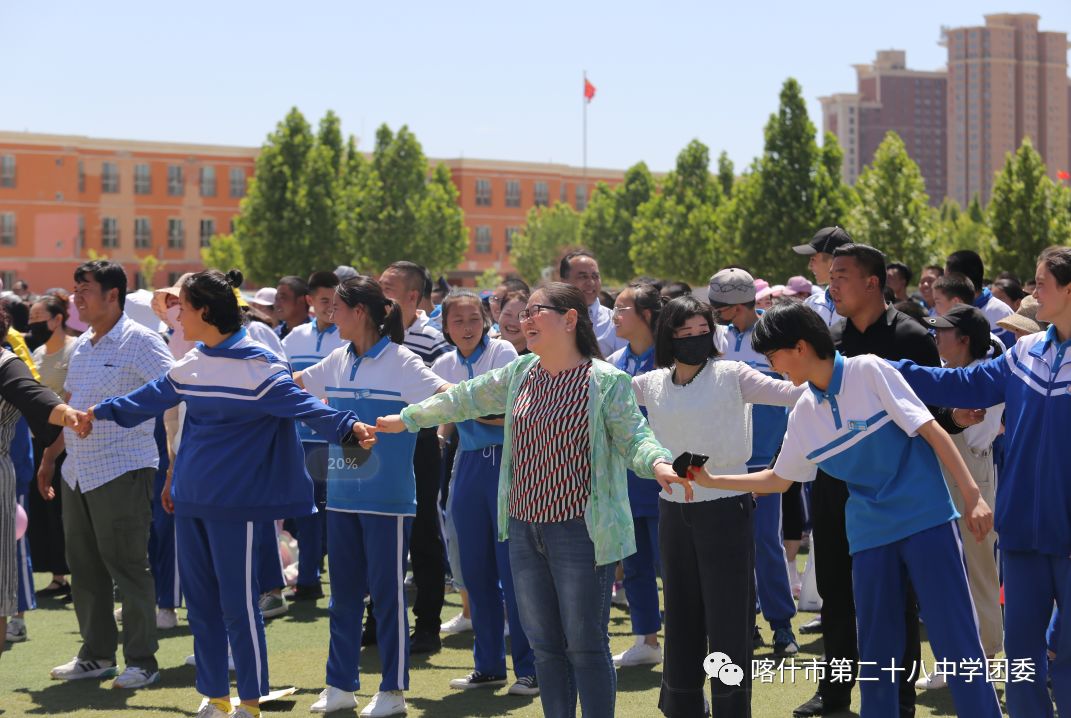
xmin=225 ymin=269 xmax=244 ymax=288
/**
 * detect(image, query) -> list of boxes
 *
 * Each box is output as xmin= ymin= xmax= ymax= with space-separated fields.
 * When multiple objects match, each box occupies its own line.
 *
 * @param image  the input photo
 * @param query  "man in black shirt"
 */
xmin=793 ymin=243 xmax=979 ymax=718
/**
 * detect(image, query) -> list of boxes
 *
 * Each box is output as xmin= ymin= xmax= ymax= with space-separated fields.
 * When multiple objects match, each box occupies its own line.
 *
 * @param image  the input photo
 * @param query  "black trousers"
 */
xmin=29 ymin=437 xmax=68 ymax=575
xmin=658 ymin=495 xmax=754 ymax=718
xmin=409 ymin=428 xmax=445 ymax=634
xmin=811 ymin=472 xmax=919 ymax=716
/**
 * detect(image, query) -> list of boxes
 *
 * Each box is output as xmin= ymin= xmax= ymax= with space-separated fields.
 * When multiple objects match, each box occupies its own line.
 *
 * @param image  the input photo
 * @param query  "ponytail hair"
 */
xmin=537 ymin=282 xmax=603 ymax=360
xmin=182 ymin=269 xmax=244 ymax=334
xmin=335 ymin=276 xmax=405 ymax=345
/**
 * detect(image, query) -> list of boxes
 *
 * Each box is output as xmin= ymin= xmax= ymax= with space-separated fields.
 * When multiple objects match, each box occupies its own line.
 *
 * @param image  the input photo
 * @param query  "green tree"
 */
xmin=932 ymin=198 xmax=997 ymax=271
xmin=137 ymin=254 xmax=162 ymax=291
xmin=845 ymin=132 xmax=935 ymax=272
xmin=720 ymin=79 xmax=837 ymax=280
xmin=201 ymin=234 xmax=246 ymax=275
xmin=475 ymin=268 xmax=503 ymax=291
xmin=511 ymin=202 xmax=581 ymax=285
xmin=347 ymin=125 xmax=468 ymax=276
xmin=235 ymin=107 xmax=346 ymax=284
xmin=577 ymin=161 xmax=654 ymax=282
xmin=814 ymin=132 xmax=856 ymax=228
xmin=630 ymin=140 xmax=722 ymax=283
xmin=988 ymin=138 xmax=1071 ymax=280
xmin=716 ymin=151 xmax=735 ymax=197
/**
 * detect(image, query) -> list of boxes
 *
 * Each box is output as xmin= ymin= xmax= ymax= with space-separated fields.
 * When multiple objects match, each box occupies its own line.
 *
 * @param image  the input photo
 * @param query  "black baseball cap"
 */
xmin=793 ymin=226 xmax=854 ymax=256
xmin=925 ymin=304 xmax=990 ymax=338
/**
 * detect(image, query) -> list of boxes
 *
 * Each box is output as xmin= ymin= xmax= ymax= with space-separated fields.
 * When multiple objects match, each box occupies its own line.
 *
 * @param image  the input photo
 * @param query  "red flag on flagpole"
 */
xmin=584 ymin=78 xmax=596 ymax=103
xmin=1058 ymin=170 xmax=1070 ymax=182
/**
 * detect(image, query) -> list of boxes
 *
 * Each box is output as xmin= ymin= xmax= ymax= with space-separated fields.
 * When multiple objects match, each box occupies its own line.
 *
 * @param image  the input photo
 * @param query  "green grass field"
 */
xmin=1 ymin=569 xmax=999 ymax=717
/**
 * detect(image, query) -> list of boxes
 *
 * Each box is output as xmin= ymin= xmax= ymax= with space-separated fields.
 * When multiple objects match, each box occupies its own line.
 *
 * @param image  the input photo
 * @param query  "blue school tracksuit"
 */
xmin=433 ymin=337 xmax=534 ymax=679
xmin=896 ymin=326 xmax=1071 ymax=718
xmin=608 ymin=344 xmax=663 ymax=637
xmin=282 ymin=322 xmax=345 ymax=589
xmin=93 ymin=328 xmax=358 ymax=701
xmin=718 ymin=321 xmax=796 ymax=634
xmin=13 ymin=418 xmax=35 ymax=614
xmin=775 ymin=353 xmax=1000 ymax=718
xmin=148 ymin=417 xmax=181 ymax=610
xmin=299 ymin=337 xmax=446 ymax=693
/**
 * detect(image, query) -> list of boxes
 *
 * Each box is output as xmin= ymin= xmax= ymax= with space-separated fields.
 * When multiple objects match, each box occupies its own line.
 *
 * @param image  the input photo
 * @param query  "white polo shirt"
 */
xmin=431 ymin=336 xmax=517 ymax=451
xmin=773 ymin=352 xmax=958 ymax=555
xmin=283 ymin=321 xmax=346 ymax=442
xmin=804 ymin=287 xmax=844 ymax=327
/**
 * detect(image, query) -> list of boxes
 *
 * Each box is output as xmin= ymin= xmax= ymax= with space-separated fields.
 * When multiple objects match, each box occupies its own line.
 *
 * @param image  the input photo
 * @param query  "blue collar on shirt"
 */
xmin=973 ymin=287 xmax=993 ymax=310
xmin=728 ymin=312 xmax=761 ymax=351
xmin=457 ymin=335 xmax=489 ymax=379
xmin=347 ymin=335 xmax=391 ymax=381
xmin=1031 ymin=325 xmax=1071 ymax=370
xmin=809 ymin=351 xmax=845 ymax=430
xmin=197 ymin=326 xmax=247 ymax=353
xmin=313 ymin=322 xmax=338 ymax=339
xmin=614 ymin=343 xmax=655 ymax=375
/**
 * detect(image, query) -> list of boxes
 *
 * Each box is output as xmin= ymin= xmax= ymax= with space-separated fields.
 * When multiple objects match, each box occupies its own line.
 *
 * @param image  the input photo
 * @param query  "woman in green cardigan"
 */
xmin=377 ymin=282 xmax=685 ymax=718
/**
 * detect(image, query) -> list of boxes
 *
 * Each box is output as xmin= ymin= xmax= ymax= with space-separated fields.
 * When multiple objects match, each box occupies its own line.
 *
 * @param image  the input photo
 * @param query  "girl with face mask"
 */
xmin=630 ymin=295 xmax=805 ymax=718
xmin=28 ymin=295 xmax=78 ymax=599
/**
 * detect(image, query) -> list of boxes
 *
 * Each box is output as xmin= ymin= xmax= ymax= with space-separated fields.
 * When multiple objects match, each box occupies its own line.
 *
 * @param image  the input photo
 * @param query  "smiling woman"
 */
xmin=374 ymin=282 xmax=686 ymax=718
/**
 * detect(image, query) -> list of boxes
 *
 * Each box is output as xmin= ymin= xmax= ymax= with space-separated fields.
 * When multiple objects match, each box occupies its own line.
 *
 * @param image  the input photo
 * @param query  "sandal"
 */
xmin=36 ymin=578 xmax=71 ymax=597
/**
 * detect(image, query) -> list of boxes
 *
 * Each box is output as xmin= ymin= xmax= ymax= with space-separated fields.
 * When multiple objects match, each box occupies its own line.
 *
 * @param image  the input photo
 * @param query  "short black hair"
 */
xmin=832 ymin=243 xmax=887 ymax=290
xmin=387 ymin=261 xmax=433 ymax=299
xmin=660 ymin=281 xmax=692 ymax=300
xmin=183 ymin=269 xmax=245 ymax=335
xmin=946 ymin=250 xmax=984 ymax=292
xmin=277 ymin=275 xmax=309 ymax=297
xmin=307 ymin=271 xmax=340 ymax=293
xmin=0 ymin=297 xmax=28 ymax=333
xmin=74 ymin=260 xmax=128 ymax=310
xmin=992 ymin=277 xmax=1027 ymax=303
xmin=654 ymin=296 xmax=721 ymax=368
xmin=894 ymin=300 xmax=928 ymax=327
xmin=439 ymin=289 xmax=492 ymax=346
xmin=934 ymin=273 xmax=975 ymax=304
xmin=498 ymin=277 xmax=530 ymax=294
xmin=751 ymin=302 xmax=835 ymax=360
xmin=559 ymin=249 xmax=596 ymax=280
xmin=922 ymin=265 xmax=944 ymax=277
xmin=887 ymin=262 xmax=913 ymax=284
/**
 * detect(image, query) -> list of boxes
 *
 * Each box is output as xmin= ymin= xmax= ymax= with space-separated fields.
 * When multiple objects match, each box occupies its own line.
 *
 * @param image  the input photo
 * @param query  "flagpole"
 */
xmin=582 ymin=69 xmax=588 ymax=181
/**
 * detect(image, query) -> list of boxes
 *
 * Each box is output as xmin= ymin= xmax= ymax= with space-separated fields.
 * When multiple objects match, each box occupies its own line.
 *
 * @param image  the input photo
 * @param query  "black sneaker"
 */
xmin=284 ymin=583 xmax=324 ymax=601
xmin=409 ymin=630 xmax=442 ymax=655
xmin=753 ymin=624 xmax=764 ymax=648
xmin=793 ymin=692 xmax=849 ymax=717
xmin=449 ymin=671 xmax=507 ymax=689
xmin=508 ymin=675 xmax=539 ymax=696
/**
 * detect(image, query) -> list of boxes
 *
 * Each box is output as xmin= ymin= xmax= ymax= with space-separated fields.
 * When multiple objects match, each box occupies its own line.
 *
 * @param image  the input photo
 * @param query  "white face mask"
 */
xmin=165 ymin=304 xmax=181 ymax=330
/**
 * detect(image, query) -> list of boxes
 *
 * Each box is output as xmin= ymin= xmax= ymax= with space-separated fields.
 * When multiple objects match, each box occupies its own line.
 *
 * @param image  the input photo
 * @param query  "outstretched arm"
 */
xmin=689 ymin=467 xmax=795 ymax=495
xmin=917 ymin=420 xmax=993 ymax=542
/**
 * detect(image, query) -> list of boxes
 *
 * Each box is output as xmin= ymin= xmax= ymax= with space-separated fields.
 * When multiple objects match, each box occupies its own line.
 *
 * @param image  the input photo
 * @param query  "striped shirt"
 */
xmin=404 ymin=310 xmax=451 ymax=367
xmin=508 ymin=361 xmax=592 ymax=522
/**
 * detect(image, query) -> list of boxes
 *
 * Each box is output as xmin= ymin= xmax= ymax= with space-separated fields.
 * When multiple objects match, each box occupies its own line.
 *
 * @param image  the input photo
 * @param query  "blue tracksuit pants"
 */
xmin=452 ymin=447 xmax=534 ymax=678
xmin=622 ymin=514 xmax=661 ymax=636
xmin=753 ymin=492 xmax=795 ymax=631
xmin=325 ymin=511 xmax=413 ymax=692
xmin=293 ymin=441 xmax=328 ymax=587
xmin=15 ymin=487 xmax=35 ymax=613
xmin=1003 ymin=549 xmax=1071 ymax=717
xmin=149 ymin=466 xmax=181 ymax=609
xmin=852 ymin=521 xmax=1001 ymax=718
xmin=177 ymin=517 xmax=270 ymax=701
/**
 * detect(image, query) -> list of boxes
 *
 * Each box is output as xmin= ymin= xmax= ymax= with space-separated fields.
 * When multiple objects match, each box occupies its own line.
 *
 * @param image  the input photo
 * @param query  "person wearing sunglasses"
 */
xmin=375 ymin=282 xmax=685 ymax=718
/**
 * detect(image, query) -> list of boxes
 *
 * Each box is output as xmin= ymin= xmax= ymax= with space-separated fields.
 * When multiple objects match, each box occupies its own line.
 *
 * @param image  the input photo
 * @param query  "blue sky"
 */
xmin=3 ymin=1 xmax=1070 ymax=172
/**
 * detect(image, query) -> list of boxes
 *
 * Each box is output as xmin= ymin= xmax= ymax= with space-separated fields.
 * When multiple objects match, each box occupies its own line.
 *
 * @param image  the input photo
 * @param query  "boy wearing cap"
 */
xmin=793 ymin=227 xmax=852 ymax=327
xmin=689 ymin=302 xmax=1001 ymax=718
xmin=913 ymin=305 xmax=1004 ymax=685
xmin=709 ymin=268 xmax=800 ymax=658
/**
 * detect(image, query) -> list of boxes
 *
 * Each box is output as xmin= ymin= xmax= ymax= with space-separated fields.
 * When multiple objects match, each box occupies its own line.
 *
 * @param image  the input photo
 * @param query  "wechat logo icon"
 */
xmin=703 ymin=652 xmax=744 ymax=687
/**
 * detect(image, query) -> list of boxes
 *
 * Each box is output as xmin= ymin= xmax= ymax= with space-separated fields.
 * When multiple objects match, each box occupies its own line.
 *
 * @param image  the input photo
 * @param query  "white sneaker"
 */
xmin=440 ymin=612 xmax=473 ymax=634
xmin=613 ymin=637 xmax=663 ymax=667
xmin=114 ymin=606 xmax=123 ymax=623
xmin=508 ymin=675 xmax=539 ymax=696
xmin=610 ymin=582 xmax=629 ymax=608
xmin=915 ymin=672 xmax=948 ymax=689
xmin=232 ymin=707 xmax=260 ymax=718
xmin=184 ymin=652 xmax=236 ymax=671
xmin=50 ymin=657 xmax=118 ymax=680
xmin=195 ymin=700 xmax=231 ymax=718
xmin=112 ymin=665 xmax=161 ymax=689
xmin=360 ymin=690 xmax=407 ymax=717
xmin=156 ymin=608 xmax=178 ymax=630
xmin=311 ymin=686 xmax=358 ymax=713
xmin=6 ymin=616 xmax=27 ymax=642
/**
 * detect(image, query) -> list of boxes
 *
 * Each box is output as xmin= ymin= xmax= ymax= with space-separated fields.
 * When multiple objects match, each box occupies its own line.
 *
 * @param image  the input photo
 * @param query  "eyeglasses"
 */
xmin=518 ymin=304 xmax=569 ymax=322
xmin=612 ymin=306 xmax=634 ymax=315
xmin=489 ymin=295 xmax=505 ymax=305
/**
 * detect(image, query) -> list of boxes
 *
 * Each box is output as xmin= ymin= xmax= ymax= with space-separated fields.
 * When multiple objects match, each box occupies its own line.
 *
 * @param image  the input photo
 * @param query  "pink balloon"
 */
xmin=15 ymin=502 xmax=27 ymax=541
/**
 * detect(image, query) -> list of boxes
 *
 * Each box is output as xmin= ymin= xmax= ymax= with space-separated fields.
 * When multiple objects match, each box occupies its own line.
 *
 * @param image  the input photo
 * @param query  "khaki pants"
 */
xmin=62 ymin=468 xmax=159 ymax=671
xmin=943 ymin=443 xmax=1003 ymax=657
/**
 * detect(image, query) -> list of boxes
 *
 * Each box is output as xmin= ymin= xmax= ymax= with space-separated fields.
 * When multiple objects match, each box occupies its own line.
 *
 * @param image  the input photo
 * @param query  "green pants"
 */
xmin=62 ymin=468 xmax=158 ymax=671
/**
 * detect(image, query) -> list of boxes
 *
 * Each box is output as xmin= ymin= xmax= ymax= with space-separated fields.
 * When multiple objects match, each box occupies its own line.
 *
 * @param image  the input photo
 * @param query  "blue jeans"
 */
xmin=508 ymin=517 xmax=616 ymax=718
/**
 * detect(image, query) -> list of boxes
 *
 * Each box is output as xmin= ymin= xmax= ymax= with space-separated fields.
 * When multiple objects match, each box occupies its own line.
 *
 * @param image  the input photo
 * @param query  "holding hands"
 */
xmin=375 ymin=415 xmax=406 ymax=434
xmin=351 ymin=421 xmax=378 ymax=449
xmin=48 ymin=403 xmax=93 ymax=438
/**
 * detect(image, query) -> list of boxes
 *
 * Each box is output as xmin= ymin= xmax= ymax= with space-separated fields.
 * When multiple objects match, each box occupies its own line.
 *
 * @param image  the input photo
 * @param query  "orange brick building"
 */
xmin=0 ymin=131 xmax=624 ymax=291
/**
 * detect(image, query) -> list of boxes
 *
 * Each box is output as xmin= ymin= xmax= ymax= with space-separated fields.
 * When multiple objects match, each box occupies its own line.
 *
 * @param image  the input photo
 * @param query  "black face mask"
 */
xmin=25 ymin=321 xmax=54 ymax=351
xmin=671 ymin=333 xmax=712 ymax=366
